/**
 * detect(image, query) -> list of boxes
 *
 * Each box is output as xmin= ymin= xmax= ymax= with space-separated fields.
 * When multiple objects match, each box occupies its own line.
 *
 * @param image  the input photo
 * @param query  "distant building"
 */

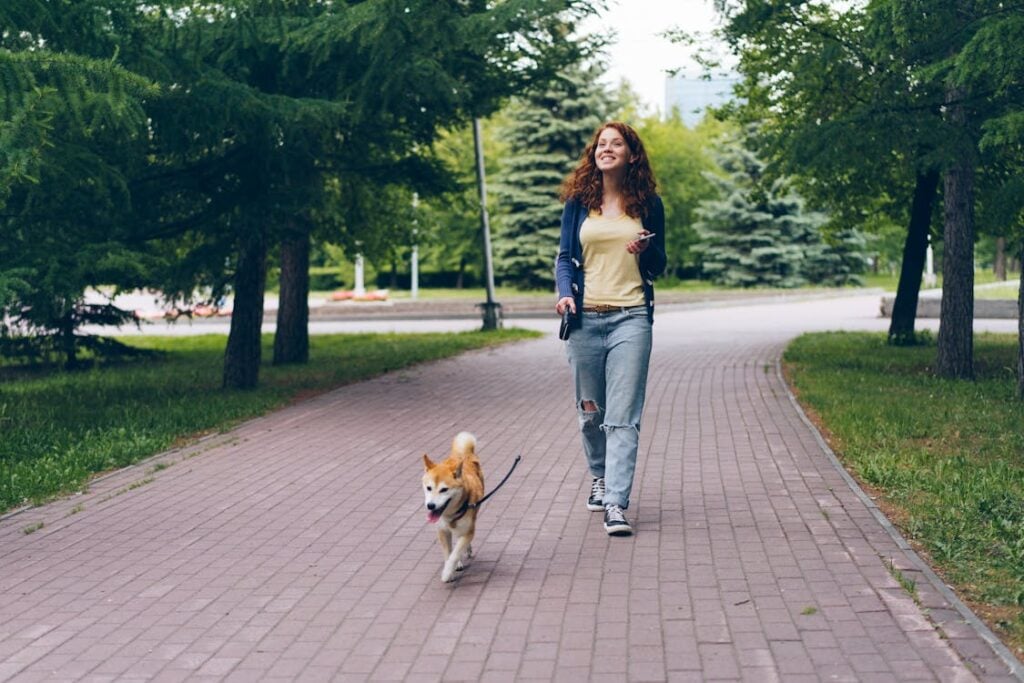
xmin=664 ymin=73 xmax=740 ymax=126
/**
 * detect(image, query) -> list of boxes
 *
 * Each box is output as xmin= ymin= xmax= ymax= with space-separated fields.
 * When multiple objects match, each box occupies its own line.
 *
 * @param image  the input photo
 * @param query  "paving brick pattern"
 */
xmin=1 ymin=297 xmax=1020 ymax=682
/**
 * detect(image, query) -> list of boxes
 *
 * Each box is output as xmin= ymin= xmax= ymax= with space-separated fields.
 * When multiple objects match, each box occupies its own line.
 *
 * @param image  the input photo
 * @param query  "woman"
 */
xmin=555 ymin=121 xmax=666 ymax=537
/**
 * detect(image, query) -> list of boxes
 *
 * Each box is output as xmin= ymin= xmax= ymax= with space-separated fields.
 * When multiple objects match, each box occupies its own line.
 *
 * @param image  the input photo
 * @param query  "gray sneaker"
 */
xmin=603 ymin=504 xmax=633 ymax=536
xmin=586 ymin=477 xmax=605 ymax=511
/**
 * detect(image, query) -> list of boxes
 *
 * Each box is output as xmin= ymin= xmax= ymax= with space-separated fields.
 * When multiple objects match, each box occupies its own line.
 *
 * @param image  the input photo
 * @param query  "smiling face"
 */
xmin=594 ymin=126 xmax=635 ymax=175
xmin=422 ymin=454 xmax=462 ymax=523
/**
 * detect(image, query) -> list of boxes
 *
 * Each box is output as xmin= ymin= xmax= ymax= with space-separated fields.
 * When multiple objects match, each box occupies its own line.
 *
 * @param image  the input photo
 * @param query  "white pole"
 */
xmin=354 ymin=254 xmax=366 ymax=295
xmin=925 ymin=236 xmax=937 ymax=288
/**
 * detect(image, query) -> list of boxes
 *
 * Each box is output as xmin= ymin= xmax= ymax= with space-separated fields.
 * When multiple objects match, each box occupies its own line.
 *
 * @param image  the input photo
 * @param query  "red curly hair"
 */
xmin=560 ymin=121 xmax=657 ymax=218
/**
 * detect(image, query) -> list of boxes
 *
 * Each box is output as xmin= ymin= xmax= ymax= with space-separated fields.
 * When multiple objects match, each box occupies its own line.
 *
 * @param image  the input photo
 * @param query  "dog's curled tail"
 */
xmin=451 ymin=431 xmax=477 ymax=457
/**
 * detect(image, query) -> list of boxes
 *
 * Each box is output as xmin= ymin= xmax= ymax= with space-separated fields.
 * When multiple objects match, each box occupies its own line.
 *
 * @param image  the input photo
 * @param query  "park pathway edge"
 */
xmin=776 ymin=358 xmax=1024 ymax=681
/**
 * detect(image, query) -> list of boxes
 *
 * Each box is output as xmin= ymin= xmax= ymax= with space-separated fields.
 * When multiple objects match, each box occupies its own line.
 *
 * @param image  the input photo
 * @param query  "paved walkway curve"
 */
xmin=1 ymin=295 xmax=1021 ymax=682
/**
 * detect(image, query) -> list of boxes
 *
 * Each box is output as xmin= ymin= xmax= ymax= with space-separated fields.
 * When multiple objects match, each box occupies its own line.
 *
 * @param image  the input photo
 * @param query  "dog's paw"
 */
xmin=456 ymin=560 xmax=465 ymax=572
xmin=441 ymin=566 xmax=457 ymax=583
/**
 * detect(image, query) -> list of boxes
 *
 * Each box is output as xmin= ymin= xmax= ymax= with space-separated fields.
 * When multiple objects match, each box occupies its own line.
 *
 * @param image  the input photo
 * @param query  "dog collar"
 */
xmin=448 ymin=454 xmax=524 ymax=523
xmin=449 ymin=494 xmax=472 ymax=522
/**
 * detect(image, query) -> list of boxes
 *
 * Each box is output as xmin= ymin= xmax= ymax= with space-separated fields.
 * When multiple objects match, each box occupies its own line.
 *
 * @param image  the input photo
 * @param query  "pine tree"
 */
xmin=804 ymin=229 xmax=870 ymax=287
xmin=0 ymin=4 xmax=154 ymax=368
xmin=491 ymin=63 xmax=610 ymax=289
xmin=2 ymin=0 xmax=595 ymax=377
xmin=132 ymin=0 xmax=592 ymax=386
xmin=693 ymin=139 xmax=844 ymax=288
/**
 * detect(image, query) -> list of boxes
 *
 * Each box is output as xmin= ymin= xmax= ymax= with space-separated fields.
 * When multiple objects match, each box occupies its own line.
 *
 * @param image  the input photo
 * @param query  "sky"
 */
xmin=579 ymin=0 xmax=734 ymax=114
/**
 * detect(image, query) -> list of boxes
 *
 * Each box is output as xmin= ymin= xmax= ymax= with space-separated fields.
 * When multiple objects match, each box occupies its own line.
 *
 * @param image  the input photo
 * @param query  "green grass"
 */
xmin=784 ymin=332 xmax=1024 ymax=654
xmin=860 ymin=270 xmax=1010 ymax=293
xmin=859 ymin=273 xmax=904 ymax=291
xmin=977 ymin=283 xmax=1020 ymax=300
xmin=0 ymin=329 xmax=538 ymax=513
xmin=885 ymin=558 xmax=919 ymax=601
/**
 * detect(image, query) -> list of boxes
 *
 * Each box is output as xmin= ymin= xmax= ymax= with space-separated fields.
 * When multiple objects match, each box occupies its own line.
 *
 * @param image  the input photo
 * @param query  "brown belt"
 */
xmin=582 ymin=304 xmax=645 ymax=313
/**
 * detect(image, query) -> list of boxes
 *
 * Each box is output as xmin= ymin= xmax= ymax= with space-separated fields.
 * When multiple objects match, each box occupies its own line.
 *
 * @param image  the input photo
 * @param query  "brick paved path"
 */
xmin=1 ymin=296 xmax=1021 ymax=681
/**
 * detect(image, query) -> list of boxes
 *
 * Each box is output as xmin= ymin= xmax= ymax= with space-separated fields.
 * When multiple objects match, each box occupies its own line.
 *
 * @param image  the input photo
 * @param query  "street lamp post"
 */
xmin=472 ymin=117 xmax=501 ymax=330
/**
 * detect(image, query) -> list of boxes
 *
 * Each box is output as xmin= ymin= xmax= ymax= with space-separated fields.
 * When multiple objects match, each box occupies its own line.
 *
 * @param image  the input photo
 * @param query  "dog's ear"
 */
xmin=453 ymin=461 xmax=463 ymax=479
xmin=422 ymin=454 xmax=434 ymax=470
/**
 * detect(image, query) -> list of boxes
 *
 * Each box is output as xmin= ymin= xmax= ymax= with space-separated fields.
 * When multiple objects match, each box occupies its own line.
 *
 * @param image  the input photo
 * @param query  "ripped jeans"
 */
xmin=565 ymin=306 xmax=652 ymax=509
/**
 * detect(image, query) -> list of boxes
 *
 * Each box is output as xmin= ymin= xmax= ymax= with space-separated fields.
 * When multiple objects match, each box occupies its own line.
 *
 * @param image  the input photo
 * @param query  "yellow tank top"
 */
xmin=579 ymin=211 xmax=645 ymax=308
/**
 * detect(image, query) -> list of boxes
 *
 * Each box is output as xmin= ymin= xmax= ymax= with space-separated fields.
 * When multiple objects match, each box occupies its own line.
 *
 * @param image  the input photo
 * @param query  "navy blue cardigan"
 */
xmin=555 ymin=195 xmax=667 ymax=325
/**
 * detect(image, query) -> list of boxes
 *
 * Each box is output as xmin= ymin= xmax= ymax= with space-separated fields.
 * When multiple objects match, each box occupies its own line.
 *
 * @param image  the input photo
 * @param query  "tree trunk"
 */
xmin=1017 ymin=242 xmax=1023 ymax=399
xmin=389 ymin=259 xmax=399 ymax=290
xmin=273 ymin=225 xmax=310 ymax=366
xmin=888 ymin=169 xmax=939 ymax=345
xmin=60 ymin=311 xmax=78 ymax=370
xmin=456 ymin=256 xmax=466 ymax=289
xmin=936 ymin=88 xmax=975 ymax=380
xmin=223 ymin=231 xmax=267 ymax=389
xmin=994 ymin=236 xmax=1007 ymax=281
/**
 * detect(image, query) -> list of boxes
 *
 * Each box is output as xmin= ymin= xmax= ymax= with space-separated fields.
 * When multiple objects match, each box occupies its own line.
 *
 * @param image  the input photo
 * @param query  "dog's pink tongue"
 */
xmin=427 ymin=510 xmax=441 ymax=523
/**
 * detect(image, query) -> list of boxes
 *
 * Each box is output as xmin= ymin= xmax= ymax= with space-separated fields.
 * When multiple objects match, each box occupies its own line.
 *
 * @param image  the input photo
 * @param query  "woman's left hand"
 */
xmin=626 ymin=231 xmax=652 ymax=255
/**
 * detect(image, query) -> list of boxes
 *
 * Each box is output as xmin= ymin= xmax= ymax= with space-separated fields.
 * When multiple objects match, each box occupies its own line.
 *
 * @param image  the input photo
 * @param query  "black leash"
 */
xmin=472 ymin=454 xmax=522 ymax=509
xmin=451 ymin=454 xmax=522 ymax=520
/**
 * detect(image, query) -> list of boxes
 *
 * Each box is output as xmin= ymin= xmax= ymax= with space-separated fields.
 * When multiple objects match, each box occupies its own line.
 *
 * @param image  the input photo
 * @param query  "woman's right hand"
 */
xmin=556 ymin=296 xmax=576 ymax=315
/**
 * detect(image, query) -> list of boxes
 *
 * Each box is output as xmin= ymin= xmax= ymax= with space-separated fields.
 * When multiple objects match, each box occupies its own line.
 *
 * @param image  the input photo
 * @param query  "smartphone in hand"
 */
xmin=559 ymin=309 xmax=574 ymax=340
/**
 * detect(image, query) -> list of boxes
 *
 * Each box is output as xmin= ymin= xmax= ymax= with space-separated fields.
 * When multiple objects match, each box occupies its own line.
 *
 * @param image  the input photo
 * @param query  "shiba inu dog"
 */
xmin=422 ymin=432 xmax=485 ymax=583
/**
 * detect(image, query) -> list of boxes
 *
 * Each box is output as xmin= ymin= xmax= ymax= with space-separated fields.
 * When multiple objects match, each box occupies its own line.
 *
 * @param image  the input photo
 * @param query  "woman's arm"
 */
xmin=639 ymin=195 xmax=667 ymax=279
xmin=555 ymin=199 xmax=577 ymax=300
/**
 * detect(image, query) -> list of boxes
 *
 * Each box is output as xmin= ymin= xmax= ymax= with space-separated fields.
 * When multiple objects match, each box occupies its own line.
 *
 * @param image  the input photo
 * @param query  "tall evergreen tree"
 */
xmin=693 ymin=139 xmax=841 ymax=288
xmin=2 ymin=0 xmax=599 ymax=379
xmin=130 ymin=0 xmax=595 ymax=386
xmin=491 ymin=62 xmax=610 ymax=289
xmin=803 ymin=229 xmax=870 ymax=287
xmin=0 ymin=2 xmax=154 ymax=368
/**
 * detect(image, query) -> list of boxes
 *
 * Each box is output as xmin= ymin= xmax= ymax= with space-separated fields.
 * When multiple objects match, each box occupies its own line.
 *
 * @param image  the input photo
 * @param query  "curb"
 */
xmin=776 ymin=357 xmax=1024 ymax=681
xmin=156 ymin=288 xmax=887 ymax=325
xmin=880 ymin=296 xmax=1019 ymax=319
